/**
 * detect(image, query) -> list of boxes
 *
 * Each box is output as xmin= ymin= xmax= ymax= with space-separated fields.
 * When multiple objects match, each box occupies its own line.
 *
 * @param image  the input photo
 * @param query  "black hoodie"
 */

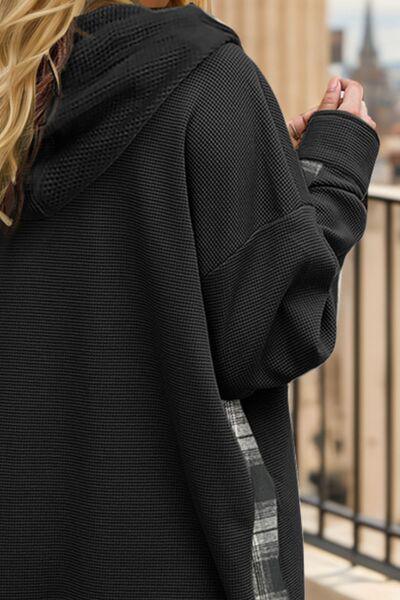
xmin=0 ymin=3 xmax=379 ymax=600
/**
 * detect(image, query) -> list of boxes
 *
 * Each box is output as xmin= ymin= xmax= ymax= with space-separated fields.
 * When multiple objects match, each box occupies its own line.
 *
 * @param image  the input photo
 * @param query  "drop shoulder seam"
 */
xmin=202 ymin=204 xmax=316 ymax=282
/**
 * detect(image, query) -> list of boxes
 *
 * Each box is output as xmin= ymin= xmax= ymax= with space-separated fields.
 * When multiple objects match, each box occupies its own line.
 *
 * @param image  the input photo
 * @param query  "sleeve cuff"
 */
xmin=298 ymin=110 xmax=380 ymax=193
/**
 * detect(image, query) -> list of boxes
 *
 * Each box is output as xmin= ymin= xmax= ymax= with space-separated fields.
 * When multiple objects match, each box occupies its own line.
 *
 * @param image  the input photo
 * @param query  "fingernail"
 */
xmin=328 ymin=77 xmax=339 ymax=92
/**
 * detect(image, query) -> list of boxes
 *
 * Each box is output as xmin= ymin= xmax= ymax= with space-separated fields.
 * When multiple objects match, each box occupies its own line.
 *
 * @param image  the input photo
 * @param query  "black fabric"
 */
xmin=0 ymin=3 xmax=379 ymax=600
xmin=184 ymin=47 xmax=379 ymax=598
xmin=23 ymin=2 xmax=240 ymax=219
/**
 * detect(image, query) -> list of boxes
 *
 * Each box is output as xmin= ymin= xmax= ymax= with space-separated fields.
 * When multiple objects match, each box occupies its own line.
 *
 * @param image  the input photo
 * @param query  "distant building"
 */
xmin=329 ymin=28 xmax=347 ymax=79
xmin=382 ymin=134 xmax=400 ymax=184
xmin=330 ymin=29 xmax=344 ymax=65
xmin=351 ymin=0 xmax=395 ymax=133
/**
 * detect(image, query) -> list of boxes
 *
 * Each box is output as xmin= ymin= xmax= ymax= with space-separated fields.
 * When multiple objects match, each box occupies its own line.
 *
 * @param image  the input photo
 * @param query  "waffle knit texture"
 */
xmin=0 ymin=3 xmax=379 ymax=600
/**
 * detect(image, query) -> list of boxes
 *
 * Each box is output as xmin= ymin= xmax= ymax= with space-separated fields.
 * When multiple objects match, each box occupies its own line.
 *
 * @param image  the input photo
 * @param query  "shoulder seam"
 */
xmin=202 ymin=204 xmax=316 ymax=281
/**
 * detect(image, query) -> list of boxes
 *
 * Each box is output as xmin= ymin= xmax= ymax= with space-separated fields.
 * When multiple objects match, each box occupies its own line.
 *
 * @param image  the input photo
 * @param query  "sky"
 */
xmin=328 ymin=0 xmax=400 ymax=66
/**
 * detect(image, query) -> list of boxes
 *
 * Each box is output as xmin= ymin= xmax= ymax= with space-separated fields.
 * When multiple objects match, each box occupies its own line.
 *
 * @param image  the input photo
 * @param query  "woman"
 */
xmin=0 ymin=1 xmax=379 ymax=599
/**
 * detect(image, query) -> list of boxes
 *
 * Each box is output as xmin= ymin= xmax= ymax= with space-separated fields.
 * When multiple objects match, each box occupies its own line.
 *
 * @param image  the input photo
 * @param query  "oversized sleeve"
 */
xmin=185 ymin=43 xmax=380 ymax=402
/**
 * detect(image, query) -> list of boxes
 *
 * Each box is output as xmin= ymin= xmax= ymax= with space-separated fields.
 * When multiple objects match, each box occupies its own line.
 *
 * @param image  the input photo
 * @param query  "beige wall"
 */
xmin=212 ymin=0 xmax=329 ymax=120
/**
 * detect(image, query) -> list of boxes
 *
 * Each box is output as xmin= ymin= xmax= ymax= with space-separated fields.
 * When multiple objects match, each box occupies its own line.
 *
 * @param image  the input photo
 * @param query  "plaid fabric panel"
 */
xmin=223 ymin=399 xmax=290 ymax=600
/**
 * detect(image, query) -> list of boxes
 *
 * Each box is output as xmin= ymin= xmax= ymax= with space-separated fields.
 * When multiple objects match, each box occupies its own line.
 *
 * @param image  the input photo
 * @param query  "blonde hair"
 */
xmin=0 ymin=0 xmax=212 ymax=231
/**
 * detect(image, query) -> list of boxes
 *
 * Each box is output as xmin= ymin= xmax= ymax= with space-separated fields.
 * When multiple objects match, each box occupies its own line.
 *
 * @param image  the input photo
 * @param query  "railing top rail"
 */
xmin=369 ymin=184 xmax=400 ymax=203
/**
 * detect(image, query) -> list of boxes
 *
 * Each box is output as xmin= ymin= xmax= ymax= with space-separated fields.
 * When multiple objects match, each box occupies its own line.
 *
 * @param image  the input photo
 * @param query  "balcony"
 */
xmin=291 ymin=186 xmax=400 ymax=597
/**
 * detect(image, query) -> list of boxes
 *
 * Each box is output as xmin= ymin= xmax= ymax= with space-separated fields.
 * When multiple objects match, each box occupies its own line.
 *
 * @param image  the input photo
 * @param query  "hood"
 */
xmin=22 ymin=2 xmax=241 ymax=221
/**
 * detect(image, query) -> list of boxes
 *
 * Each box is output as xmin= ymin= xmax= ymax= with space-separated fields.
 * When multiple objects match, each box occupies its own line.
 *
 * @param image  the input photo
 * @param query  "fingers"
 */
xmin=365 ymin=114 xmax=377 ymax=130
xmin=318 ymin=76 xmax=341 ymax=111
xmin=337 ymin=79 xmax=377 ymax=129
xmin=287 ymin=122 xmax=302 ymax=149
xmin=339 ymin=80 xmax=364 ymax=116
xmin=289 ymin=113 xmax=310 ymax=140
xmin=339 ymin=78 xmax=362 ymax=90
xmin=359 ymin=100 xmax=377 ymax=129
xmin=302 ymin=106 xmax=318 ymax=126
xmin=360 ymin=100 xmax=368 ymax=121
xmin=360 ymin=101 xmax=376 ymax=128
xmin=288 ymin=105 xmax=318 ymax=147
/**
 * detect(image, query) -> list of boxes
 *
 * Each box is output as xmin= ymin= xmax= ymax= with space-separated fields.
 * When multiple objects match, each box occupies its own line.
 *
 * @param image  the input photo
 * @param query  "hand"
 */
xmin=318 ymin=76 xmax=376 ymax=130
xmin=336 ymin=78 xmax=376 ymax=130
xmin=288 ymin=76 xmax=377 ymax=149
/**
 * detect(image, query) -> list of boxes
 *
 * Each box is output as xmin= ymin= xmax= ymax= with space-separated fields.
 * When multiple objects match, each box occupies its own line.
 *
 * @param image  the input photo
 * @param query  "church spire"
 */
xmin=351 ymin=0 xmax=394 ymax=133
xmin=360 ymin=0 xmax=377 ymax=64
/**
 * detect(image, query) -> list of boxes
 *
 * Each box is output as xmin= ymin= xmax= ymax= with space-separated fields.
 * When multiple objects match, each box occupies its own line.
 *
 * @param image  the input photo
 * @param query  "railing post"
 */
xmin=385 ymin=202 xmax=394 ymax=565
xmin=318 ymin=366 xmax=327 ymax=538
xmin=353 ymin=240 xmax=362 ymax=561
xmin=292 ymin=378 xmax=300 ymax=459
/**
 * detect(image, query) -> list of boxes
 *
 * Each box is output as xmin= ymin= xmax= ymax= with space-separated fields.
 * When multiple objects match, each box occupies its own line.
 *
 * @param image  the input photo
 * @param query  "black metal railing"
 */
xmin=292 ymin=185 xmax=400 ymax=581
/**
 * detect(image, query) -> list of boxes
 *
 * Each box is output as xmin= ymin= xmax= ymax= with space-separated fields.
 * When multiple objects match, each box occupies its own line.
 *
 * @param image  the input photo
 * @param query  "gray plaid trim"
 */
xmin=223 ymin=399 xmax=290 ymax=600
xmin=300 ymin=158 xmax=323 ymax=186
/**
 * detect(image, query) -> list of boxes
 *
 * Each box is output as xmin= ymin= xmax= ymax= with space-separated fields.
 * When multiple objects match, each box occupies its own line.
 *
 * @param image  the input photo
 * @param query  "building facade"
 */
xmin=212 ymin=0 xmax=329 ymax=120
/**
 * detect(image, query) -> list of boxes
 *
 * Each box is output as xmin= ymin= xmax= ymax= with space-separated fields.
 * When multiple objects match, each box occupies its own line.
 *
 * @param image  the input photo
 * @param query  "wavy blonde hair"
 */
xmin=0 ymin=0 xmax=212 ymax=232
